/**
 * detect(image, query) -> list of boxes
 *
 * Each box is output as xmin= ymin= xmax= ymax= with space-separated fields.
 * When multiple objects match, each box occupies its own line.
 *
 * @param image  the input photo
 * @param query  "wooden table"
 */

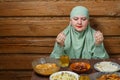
xmin=31 ymin=58 xmax=120 ymax=80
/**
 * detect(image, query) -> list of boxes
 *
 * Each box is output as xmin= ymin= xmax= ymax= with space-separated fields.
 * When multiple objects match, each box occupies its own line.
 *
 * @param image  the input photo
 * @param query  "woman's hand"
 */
xmin=56 ymin=32 xmax=66 ymax=46
xmin=94 ymin=31 xmax=104 ymax=45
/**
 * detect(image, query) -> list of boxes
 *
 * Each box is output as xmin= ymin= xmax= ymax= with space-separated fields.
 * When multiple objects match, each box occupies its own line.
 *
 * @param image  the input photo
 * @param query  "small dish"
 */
xmin=94 ymin=61 xmax=120 ymax=73
xmin=70 ymin=62 xmax=91 ymax=73
xmin=49 ymin=71 xmax=79 ymax=80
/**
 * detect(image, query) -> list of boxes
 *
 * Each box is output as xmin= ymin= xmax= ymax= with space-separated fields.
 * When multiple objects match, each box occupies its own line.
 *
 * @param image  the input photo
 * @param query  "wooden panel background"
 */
xmin=0 ymin=0 xmax=120 ymax=80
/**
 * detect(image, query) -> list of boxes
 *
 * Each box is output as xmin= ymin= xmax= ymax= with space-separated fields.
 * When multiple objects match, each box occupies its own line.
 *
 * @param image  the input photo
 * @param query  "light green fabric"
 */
xmin=50 ymin=6 xmax=109 ymax=59
xmin=70 ymin=6 xmax=89 ymax=19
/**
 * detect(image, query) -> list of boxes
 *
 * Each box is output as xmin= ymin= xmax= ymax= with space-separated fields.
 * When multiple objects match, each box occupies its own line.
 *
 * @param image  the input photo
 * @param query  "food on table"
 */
xmin=50 ymin=71 xmax=78 ymax=80
xmin=32 ymin=57 xmax=60 ymax=76
xmin=94 ymin=61 xmax=120 ymax=72
xmin=74 ymin=63 xmax=87 ymax=71
xmin=34 ymin=63 xmax=60 ymax=75
xmin=97 ymin=73 xmax=120 ymax=80
xmin=70 ymin=62 xmax=91 ymax=73
xmin=36 ymin=63 xmax=57 ymax=69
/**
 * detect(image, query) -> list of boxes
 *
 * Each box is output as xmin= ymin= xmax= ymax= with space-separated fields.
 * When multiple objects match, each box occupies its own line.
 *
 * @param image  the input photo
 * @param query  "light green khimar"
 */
xmin=50 ymin=6 xmax=109 ymax=59
xmin=70 ymin=6 xmax=89 ymax=19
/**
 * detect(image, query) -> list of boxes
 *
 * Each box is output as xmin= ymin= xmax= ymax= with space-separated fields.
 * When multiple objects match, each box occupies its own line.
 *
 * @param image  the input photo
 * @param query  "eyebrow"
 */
xmin=73 ymin=17 xmax=87 ymax=19
xmin=73 ymin=16 xmax=87 ymax=18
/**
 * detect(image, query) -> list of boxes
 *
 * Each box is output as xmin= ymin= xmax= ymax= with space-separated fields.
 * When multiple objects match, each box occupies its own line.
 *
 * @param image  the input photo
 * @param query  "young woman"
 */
xmin=50 ymin=6 xmax=109 ymax=59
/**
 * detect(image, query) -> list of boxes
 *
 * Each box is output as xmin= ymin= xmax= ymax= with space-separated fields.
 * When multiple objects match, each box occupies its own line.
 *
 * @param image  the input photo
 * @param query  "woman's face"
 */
xmin=70 ymin=16 xmax=89 ymax=32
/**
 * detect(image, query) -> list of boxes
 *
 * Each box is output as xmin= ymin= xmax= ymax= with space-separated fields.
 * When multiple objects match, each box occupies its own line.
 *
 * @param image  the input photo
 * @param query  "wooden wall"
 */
xmin=0 ymin=0 xmax=120 ymax=80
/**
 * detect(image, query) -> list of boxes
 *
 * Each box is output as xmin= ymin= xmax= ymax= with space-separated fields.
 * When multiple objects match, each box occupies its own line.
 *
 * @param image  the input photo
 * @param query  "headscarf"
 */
xmin=50 ymin=6 xmax=109 ymax=59
xmin=70 ymin=6 xmax=89 ymax=19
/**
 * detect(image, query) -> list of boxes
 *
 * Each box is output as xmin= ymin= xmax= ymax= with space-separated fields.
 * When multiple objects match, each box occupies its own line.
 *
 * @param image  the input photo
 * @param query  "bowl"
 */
xmin=70 ymin=62 xmax=91 ymax=73
xmin=32 ymin=57 xmax=60 ymax=76
xmin=94 ymin=61 xmax=120 ymax=73
xmin=49 ymin=71 xmax=79 ymax=80
xmin=89 ymin=72 xmax=120 ymax=80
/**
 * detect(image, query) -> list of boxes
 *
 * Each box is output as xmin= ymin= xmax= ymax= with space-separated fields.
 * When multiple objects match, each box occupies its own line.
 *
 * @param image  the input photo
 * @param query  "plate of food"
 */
xmin=70 ymin=62 xmax=91 ymax=73
xmin=49 ymin=71 xmax=79 ymax=80
xmin=94 ymin=61 xmax=120 ymax=73
xmin=89 ymin=72 xmax=120 ymax=80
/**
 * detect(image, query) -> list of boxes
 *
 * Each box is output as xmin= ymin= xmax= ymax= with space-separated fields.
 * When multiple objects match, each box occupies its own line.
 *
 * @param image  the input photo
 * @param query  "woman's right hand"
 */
xmin=56 ymin=32 xmax=66 ymax=46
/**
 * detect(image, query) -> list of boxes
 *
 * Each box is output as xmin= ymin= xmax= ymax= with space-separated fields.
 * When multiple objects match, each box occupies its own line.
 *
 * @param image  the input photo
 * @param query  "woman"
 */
xmin=50 ymin=6 xmax=109 ymax=59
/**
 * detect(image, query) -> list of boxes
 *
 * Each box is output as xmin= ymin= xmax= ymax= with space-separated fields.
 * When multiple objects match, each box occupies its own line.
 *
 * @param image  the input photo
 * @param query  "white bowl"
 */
xmin=49 ymin=71 xmax=79 ymax=80
xmin=94 ymin=61 xmax=120 ymax=73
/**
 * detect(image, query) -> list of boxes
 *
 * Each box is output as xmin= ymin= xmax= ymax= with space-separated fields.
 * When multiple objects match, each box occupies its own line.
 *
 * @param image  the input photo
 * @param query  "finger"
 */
xmin=96 ymin=35 xmax=103 ymax=42
xmin=57 ymin=33 xmax=63 ymax=41
xmin=56 ymin=38 xmax=64 ymax=46
xmin=94 ymin=31 xmax=104 ymax=45
xmin=59 ymin=33 xmax=66 ymax=41
xmin=95 ymin=31 xmax=103 ymax=39
xmin=58 ymin=32 xmax=64 ymax=38
xmin=56 ymin=32 xmax=66 ymax=46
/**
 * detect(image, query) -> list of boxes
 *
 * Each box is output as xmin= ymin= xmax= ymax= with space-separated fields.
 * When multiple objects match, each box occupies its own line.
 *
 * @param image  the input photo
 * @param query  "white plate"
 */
xmin=89 ymin=72 xmax=120 ymax=80
xmin=49 ymin=71 xmax=79 ymax=80
xmin=94 ymin=61 xmax=120 ymax=73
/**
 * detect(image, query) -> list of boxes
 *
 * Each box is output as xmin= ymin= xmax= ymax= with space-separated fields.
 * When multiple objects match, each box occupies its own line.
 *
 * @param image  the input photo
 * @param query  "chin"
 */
xmin=77 ymin=27 xmax=87 ymax=32
xmin=76 ymin=28 xmax=84 ymax=32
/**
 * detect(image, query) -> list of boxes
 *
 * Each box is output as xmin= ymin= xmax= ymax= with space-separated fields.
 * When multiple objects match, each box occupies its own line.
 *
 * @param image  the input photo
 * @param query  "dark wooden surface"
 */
xmin=31 ymin=59 xmax=120 ymax=80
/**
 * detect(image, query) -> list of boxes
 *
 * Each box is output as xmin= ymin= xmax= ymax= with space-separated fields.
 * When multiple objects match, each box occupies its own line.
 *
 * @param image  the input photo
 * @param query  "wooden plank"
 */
xmin=104 ymin=37 xmax=120 ymax=47
xmin=0 ymin=37 xmax=55 ymax=46
xmin=0 ymin=37 xmax=119 ymax=54
xmin=104 ymin=37 xmax=120 ymax=54
xmin=0 ymin=45 xmax=53 ymax=53
xmin=0 ymin=71 xmax=32 ymax=80
xmin=0 ymin=55 xmax=48 ymax=70
xmin=0 ymin=1 xmax=120 ymax=16
xmin=0 ymin=17 xmax=67 ymax=36
xmin=109 ymin=54 xmax=120 ymax=58
xmin=105 ymin=46 xmax=120 ymax=55
xmin=0 ymin=37 xmax=119 ymax=47
xmin=0 ymin=0 xmax=64 ymax=1
xmin=0 ymin=17 xmax=120 ymax=36
xmin=90 ymin=17 xmax=120 ymax=36
xmin=0 ymin=54 xmax=120 ymax=70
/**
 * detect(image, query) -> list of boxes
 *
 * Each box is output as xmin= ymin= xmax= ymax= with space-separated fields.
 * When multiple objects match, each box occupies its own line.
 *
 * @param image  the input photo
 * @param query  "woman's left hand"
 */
xmin=94 ymin=31 xmax=104 ymax=45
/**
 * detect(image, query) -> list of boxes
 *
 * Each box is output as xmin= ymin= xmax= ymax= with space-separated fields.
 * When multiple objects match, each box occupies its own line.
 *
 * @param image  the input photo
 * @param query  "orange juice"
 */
xmin=60 ymin=55 xmax=69 ymax=67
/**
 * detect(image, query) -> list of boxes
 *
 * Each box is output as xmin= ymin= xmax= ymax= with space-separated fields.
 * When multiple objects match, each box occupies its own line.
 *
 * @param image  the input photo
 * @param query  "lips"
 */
xmin=76 ymin=26 xmax=82 ymax=28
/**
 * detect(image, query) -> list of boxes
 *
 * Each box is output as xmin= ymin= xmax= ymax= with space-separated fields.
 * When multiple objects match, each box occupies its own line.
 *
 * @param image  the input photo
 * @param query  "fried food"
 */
xmin=34 ymin=63 xmax=60 ymax=75
xmin=97 ymin=74 xmax=120 ymax=80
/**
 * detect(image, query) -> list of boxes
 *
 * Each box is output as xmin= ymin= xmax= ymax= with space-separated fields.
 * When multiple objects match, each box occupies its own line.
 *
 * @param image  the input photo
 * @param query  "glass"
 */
xmin=59 ymin=55 xmax=69 ymax=67
xmin=79 ymin=75 xmax=90 ymax=80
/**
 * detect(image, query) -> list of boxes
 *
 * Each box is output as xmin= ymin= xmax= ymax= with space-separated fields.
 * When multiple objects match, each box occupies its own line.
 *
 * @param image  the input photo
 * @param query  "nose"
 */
xmin=78 ymin=19 xmax=82 ymax=24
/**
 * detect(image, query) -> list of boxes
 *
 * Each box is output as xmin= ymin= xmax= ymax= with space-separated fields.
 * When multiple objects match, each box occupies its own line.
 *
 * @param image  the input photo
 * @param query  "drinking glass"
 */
xmin=59 ymin=55 xmax=69 ymax=67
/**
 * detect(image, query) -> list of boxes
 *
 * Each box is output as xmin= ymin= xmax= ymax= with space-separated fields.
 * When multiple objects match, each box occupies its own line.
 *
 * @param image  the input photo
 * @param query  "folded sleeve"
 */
xmin=92 ymin=43 xmax=109 ymax=59
xmin=50 ymin=42 xmax=65 ymax=59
